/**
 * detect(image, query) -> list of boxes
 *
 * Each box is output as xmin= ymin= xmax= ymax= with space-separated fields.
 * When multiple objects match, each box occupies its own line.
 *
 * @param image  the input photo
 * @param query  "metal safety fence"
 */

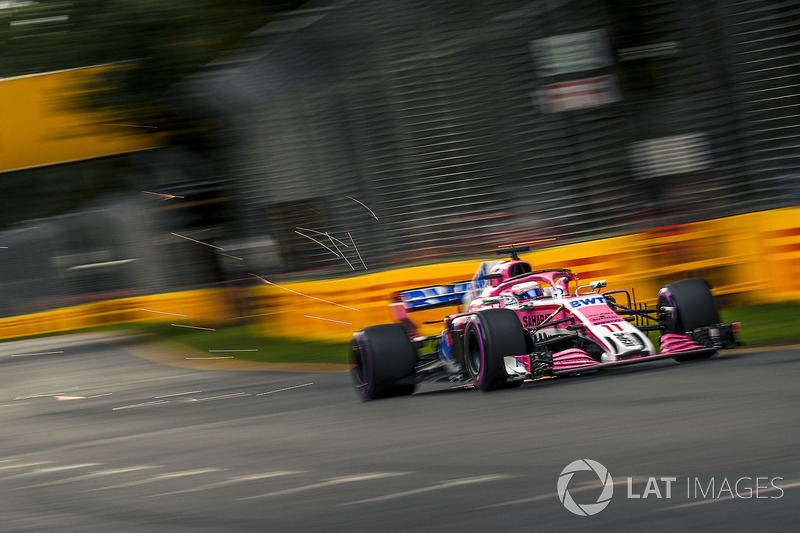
xmin=196 ymin=0 xmax=800 ymax=276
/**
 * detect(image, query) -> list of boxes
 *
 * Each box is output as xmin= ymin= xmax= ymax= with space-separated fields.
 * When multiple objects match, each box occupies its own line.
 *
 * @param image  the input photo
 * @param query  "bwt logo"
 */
xmin=569 ymin=296 xmax=605 ymax=308
xmin=557 ymin=459 xmax=614 ymax=516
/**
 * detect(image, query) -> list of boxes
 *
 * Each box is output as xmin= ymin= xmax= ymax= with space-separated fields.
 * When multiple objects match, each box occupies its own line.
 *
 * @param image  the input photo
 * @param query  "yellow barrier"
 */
xmin=0 ymin=289 xmax=231 ymax=340
xmin=255 ymin=207 xmax=800 ymax=342
xmin=0 ymin=66 xmax=160 ymax=172
xmin=0 ymin=208 xmax=797 ymax=343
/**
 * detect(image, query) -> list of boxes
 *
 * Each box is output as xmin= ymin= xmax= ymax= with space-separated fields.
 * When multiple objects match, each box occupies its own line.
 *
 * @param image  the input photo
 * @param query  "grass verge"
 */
xmin=720 ymin=302 xmax=800 ymax=346
xmin=0 ymin=321 xmax=350 ymax=365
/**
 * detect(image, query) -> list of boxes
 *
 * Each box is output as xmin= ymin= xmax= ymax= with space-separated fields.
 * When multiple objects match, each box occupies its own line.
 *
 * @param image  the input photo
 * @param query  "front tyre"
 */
xmin=658 ymin=278 xmax=720 ymax=362
xmin=464 ymin=309 xmax=527 ymax=391
xmin=350 ymin=324 xmax=417 ymax=401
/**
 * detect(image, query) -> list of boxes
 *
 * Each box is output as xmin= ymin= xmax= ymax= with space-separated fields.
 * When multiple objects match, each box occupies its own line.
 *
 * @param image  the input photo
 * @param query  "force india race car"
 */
xmin=350 ymin=246 xmax=740 ymax=400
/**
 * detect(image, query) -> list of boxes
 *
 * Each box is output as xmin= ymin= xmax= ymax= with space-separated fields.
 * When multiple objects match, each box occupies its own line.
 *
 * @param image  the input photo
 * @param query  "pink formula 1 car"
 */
xmin=350 ymin=246 xmax=740 ymax=400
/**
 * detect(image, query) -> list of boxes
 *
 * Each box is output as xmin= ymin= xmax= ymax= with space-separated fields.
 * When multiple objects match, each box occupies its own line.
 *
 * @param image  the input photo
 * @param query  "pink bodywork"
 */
xmin=486 ymin=264 xmax=573 ymax=298
xmin=394 ymin=259 xmax=718 ymax=377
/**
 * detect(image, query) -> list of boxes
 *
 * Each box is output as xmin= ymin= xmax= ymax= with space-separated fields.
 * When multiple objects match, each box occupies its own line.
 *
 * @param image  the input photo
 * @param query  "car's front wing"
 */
xmin=504 ymin=347 xmax=718 ymax=379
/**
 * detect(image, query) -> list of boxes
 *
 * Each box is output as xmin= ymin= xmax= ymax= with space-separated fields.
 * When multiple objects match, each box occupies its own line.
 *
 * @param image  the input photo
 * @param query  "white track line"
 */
xmin=85 ymin=468 xmax=223 ymax=492
xmin=151 ymin=471 xmax=305 ymax=497
xmin=20 ymin=466 xmax=160 ymax=489
xmin=0 ymin=461 xmax=53 ymax=471
xmin=153 ymin=391 xmax=202 ymax=399
xmin=1 ymin=463 xmax=100 ymax=480
xmin=481 ymin=476 xmax=645 ymax=509
xmin=186 ymin=392 xmax=250 ymax=402
xmin=10 ymin=351 xmax=64 ymax=357
xmin=241 ymin=472 xmax=409 ymax=500
xmin=256 ymin=383 xmax=313 ymax=396
xmin=113 ymin=400 xmax=168 ymax=411
xmin=342 ymin=474 xmax=512 ymax=506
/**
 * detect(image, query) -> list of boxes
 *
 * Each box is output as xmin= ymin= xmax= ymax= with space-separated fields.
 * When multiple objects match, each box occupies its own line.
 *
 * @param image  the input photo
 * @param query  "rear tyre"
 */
xmin=350 ymin=324 xmax=417 ymax=401
xmin=464 ymin=309 xmax=527 ymax=391
xmin=658 ymin=278 xmax=720 ymax=362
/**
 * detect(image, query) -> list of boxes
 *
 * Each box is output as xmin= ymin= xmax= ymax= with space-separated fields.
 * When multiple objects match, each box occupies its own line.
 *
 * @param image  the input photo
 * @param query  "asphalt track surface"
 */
xmin=0 ymin=334 xmax=798 ymax=532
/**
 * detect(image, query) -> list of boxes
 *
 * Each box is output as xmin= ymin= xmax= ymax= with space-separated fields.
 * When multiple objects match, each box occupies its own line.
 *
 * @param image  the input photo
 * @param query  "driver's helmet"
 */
xmin=511 ymin=281 xmax=544 ymax=301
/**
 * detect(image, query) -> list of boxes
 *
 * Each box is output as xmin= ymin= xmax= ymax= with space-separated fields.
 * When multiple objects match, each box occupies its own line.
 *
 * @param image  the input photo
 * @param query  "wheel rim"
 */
xmin=350 ymin=338 xmax=368 ymax=392
xmin=466 ymin=329 xmax=482 ymax=380
xmin=658 ymin=293 xmax=680 ymax=333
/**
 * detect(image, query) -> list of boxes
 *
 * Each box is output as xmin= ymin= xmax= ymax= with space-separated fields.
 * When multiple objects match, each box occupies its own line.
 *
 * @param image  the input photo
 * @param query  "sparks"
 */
xmin=295 ymin=231 xmax=340 ymax=257
xmin=296 ymin=227 xmax=348 ymax=247
xmin=215 ymin=251 xmax=244 ymax=261
xmin=13 ymin=392 xmax=68 ymax=400
xmin=231 ymin=312 xmax=281 ymax=320
xmin=141 ymin=308 xmax=187 ymax=317
xmin=303 ymin=315 xmax=352 ymax=325
xmin=250 ymin=274 xmax=359 ymax=311
xmin=328 ymin=233 xmax=354 ymax=270
xmin=346 ymin=196 xmax=379 ymax=221
xmin=348 ymin=232 xmax=367 ymax=270
xmin=170 ymin=324 xmax=216 ymax=331
xmin=106 ymin=123 xmax=159 ymax=129
xmin=142 ymin=190 xmax=184 ymax=200
xmin=171 ymin=232 xmax=224 ymax=251
xmin=498 ymin=238 xmax=556 ymax=249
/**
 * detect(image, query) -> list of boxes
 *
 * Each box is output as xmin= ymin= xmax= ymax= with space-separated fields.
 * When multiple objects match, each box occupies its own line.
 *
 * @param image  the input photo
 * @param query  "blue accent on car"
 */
xmin=439 ymin=330 xmax=452 ymax=363
xmin=398 ymin=281 xmax=472 ymax=311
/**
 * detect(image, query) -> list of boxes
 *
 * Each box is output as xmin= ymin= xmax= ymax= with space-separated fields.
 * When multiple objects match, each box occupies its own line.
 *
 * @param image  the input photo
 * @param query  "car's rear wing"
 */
xmin=393 ymin=282 xmax=472 ymax=312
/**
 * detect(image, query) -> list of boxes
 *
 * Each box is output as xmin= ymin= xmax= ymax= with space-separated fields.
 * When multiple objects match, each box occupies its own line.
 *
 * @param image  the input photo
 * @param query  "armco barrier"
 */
xmin=0 ymin=208 xmax=797 ymax=344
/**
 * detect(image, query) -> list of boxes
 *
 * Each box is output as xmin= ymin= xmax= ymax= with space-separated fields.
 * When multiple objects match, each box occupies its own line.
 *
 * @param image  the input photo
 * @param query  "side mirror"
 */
xmin=590 ymin=280 xmax=607 ymax=291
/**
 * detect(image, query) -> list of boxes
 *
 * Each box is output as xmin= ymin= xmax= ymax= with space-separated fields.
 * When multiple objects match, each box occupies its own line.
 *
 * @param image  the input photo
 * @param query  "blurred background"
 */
xmin=0 ymin=0 xmax=798 ymax=321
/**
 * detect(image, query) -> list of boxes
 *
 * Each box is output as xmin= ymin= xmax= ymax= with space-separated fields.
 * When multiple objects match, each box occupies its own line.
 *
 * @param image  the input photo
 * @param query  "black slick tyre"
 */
xmin=658 ymin=278 xmax=720 ymax=362
xmin=464 ymin=309 xmax=527 ymax=391
xmin=350 ymin=324 xmax=417 ymax=401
